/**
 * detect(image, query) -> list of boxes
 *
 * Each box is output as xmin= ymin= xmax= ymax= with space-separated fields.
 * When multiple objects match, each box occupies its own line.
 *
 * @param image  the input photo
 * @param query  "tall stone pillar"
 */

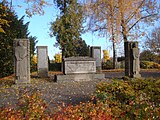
xmin=37 ymin=46 xmax=48 ymax=77
xmin=125 ymin=41 xmax=141 ymax=78
xmin=14 ymin=39 xmax=30 ymax=84
xmin=90 ymin=46 xmax=101 ymax=71
xmin=131 ymin=42 xmax=141 ymax=78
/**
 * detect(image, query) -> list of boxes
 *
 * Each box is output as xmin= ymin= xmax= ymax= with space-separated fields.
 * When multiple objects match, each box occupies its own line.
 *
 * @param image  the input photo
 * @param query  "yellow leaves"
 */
xmin=24 ymin=0 xmax=51 ymax=17
xmin=54 ymin=53 xmax=62 ymax=63
xmin=103 ymin=50 xmax=110 ymax=62
xmin=0 ymin=4 xmax=10 ymax=33
xmin=0 ymin=26 xmax=5 ymax=33
xmin=31 ymin=55 xmax=37 ymax=64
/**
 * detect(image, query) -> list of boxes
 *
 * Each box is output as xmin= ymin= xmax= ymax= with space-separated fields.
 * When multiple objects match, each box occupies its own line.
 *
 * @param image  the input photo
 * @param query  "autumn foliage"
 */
xmin=0 ymin=77 xmax=160 ymax=119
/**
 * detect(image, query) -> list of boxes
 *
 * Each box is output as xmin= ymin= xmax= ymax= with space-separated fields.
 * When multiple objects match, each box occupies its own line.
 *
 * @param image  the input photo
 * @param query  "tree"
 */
xmin=0 ymin=1 xmax=37 ymax=77
xmin=29 ymin=36 xmax=38 ymax=72
xmin=50 ymin=0 xmax=85 ymax=58
xmin=0 ymin=0 xmax=51 ymax=33
xmin=74 ymin=38 xmax=90 ymax=56
xmin=54 ymin=53 xmax=62 ymax=63
xmin=140 ymin=50 xmax=157 ymax=62
xmin=0 ymin=3 xmax=9 ymax=33
xmin=144 ymin=27 xmax=160 ymax=54
xmin=103 ymin=50 xmax=110 ymax=62
xmin=85 ymin=0 xmax=159 ymax=68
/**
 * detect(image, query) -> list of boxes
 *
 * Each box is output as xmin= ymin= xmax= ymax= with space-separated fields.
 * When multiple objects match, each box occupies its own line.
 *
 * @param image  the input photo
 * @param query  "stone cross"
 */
xmin=90 ymin=46 xmax=101 ymax=71
xmin=37 ymin=46 xmax=48 ymax=77
xmin=14 ymin=39 xmax=30 ymax=84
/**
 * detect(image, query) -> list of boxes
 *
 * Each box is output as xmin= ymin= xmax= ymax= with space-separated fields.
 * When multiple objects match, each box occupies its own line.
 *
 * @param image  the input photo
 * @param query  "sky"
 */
xmin=12 ymin=0 xmax=160 ymax=60
xmin=13 ymin=1 xmax=111 ymax=60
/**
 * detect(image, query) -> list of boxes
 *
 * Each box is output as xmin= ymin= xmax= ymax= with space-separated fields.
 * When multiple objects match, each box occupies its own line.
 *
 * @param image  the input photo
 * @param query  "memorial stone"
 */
xmin=14 ymin=39 xmax=30 ymax=84
xmin=64 ymin=57 xmax=96 ymax=74
xmin=37 ymin=46 xmax=48 ymax=77
xmin=131 ymin=42 xmax=141 ymax=78
xmin=90 ymin=46 xmax=101 ymax=71
xmin=55 ymin=56 xmax=104 ymax=81
xmin=125 ymin=41 xmax=141 ymax=78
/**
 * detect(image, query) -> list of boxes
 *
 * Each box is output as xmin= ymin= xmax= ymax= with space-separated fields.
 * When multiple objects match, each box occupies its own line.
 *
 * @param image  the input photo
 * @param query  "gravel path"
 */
xmin=0 ymin=78 xmax=107 ymax=111
xmin=0 ymin=70 xmax=159 ymax=111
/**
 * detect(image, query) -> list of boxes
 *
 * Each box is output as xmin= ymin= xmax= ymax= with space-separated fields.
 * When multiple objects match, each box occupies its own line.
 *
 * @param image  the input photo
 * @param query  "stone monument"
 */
xmin=55 ymin=57 xmax=105 ymax=82
xmin=37 ymin=46 xmax=48 ymax=77
xmin=14 ymin=39 xmax=30 ymax=84
xmin=64 ymin=57 xmax=96 ymax=74
xmin=124 ymin=41 xmax=141 ymax=78
xmin=90 ymin=46 xmax=101 ymax=71
xmin=131 ymin=42 xmax=141 ymax=78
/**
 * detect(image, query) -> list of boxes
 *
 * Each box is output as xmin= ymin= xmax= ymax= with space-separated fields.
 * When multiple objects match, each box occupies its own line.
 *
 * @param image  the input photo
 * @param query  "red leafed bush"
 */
xmin=53 ymin=102 xmax=112 ymax=120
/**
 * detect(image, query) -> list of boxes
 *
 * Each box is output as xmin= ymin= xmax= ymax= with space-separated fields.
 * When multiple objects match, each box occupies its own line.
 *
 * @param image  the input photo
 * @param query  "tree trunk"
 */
xmin=121 ymin=20 xmax=129 ymax=76
xmin=61 ymin=47 xmax=65 ymax=74
xmin=113 ymin=42 xmax=117 ymax=69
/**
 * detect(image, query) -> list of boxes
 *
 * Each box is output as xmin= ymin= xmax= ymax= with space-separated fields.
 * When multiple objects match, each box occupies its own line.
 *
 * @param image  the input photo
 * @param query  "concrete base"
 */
xmin=132 ymin=74 xmax=141 ymax=78
xmin=55 ymin=73 xmax=105 ymax=82
xmin=38 ymin=68 xmax=48 ymax=77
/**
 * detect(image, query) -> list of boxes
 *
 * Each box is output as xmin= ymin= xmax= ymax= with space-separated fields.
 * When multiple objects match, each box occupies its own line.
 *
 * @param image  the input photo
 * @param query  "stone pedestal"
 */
xmin=90 ymin=46 xmax=101 ymax=71
xmin=14 ymin=39 xmax=30 ymax=84
xmin=37 ymin=46 xmax=48 ymax=77
xmin=56 ymin=73 xmax=105 ymax=82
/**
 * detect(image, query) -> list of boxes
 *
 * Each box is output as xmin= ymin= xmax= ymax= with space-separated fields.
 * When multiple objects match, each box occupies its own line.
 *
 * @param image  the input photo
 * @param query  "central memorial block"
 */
xmin=55 ymin=57 xmax=105 ymax=82
xmin=64 ymin=57 xmax=96 ymax=74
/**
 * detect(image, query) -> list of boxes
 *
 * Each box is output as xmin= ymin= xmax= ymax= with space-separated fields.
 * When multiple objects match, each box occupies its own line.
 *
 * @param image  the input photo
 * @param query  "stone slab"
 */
xmin=90 ymin=46 xmax=101 ymax=71
xmin=37 ymin=46 xmax=48 ymax=77
xmin=14 ymin=39 xmax=30 ymax=84
xmin=55 ymin=73 xmax=105 ymax=82
xmin=64 ymin=57 xmax=96 ymax=74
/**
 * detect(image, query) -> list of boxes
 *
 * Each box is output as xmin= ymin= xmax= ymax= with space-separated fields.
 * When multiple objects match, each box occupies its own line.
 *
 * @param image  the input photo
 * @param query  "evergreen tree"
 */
xmin=50 ymin=0 xmax=85 ymax=58
xmin=0 ymin=1 xmax=37 ymax=77
xmin=74 ymin=38 xmax=89 ymax=56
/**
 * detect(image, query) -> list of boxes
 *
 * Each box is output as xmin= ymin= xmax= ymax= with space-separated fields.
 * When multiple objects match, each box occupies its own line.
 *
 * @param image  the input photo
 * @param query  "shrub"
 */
xmin=140 ymin=61 xmax=160 ymax=69
xmin=49 ymin=63 xmax=61 ymax=71
xmin=96 ymin=78 xmax=160 ymax=119
xmin=102 ymin=60 xmax=113 ymax=70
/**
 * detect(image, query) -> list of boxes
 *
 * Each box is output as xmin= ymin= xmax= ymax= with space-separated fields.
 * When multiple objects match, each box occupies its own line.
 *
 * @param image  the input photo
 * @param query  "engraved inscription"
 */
xmin=65 ymin=61 xmax=96 ymax=74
